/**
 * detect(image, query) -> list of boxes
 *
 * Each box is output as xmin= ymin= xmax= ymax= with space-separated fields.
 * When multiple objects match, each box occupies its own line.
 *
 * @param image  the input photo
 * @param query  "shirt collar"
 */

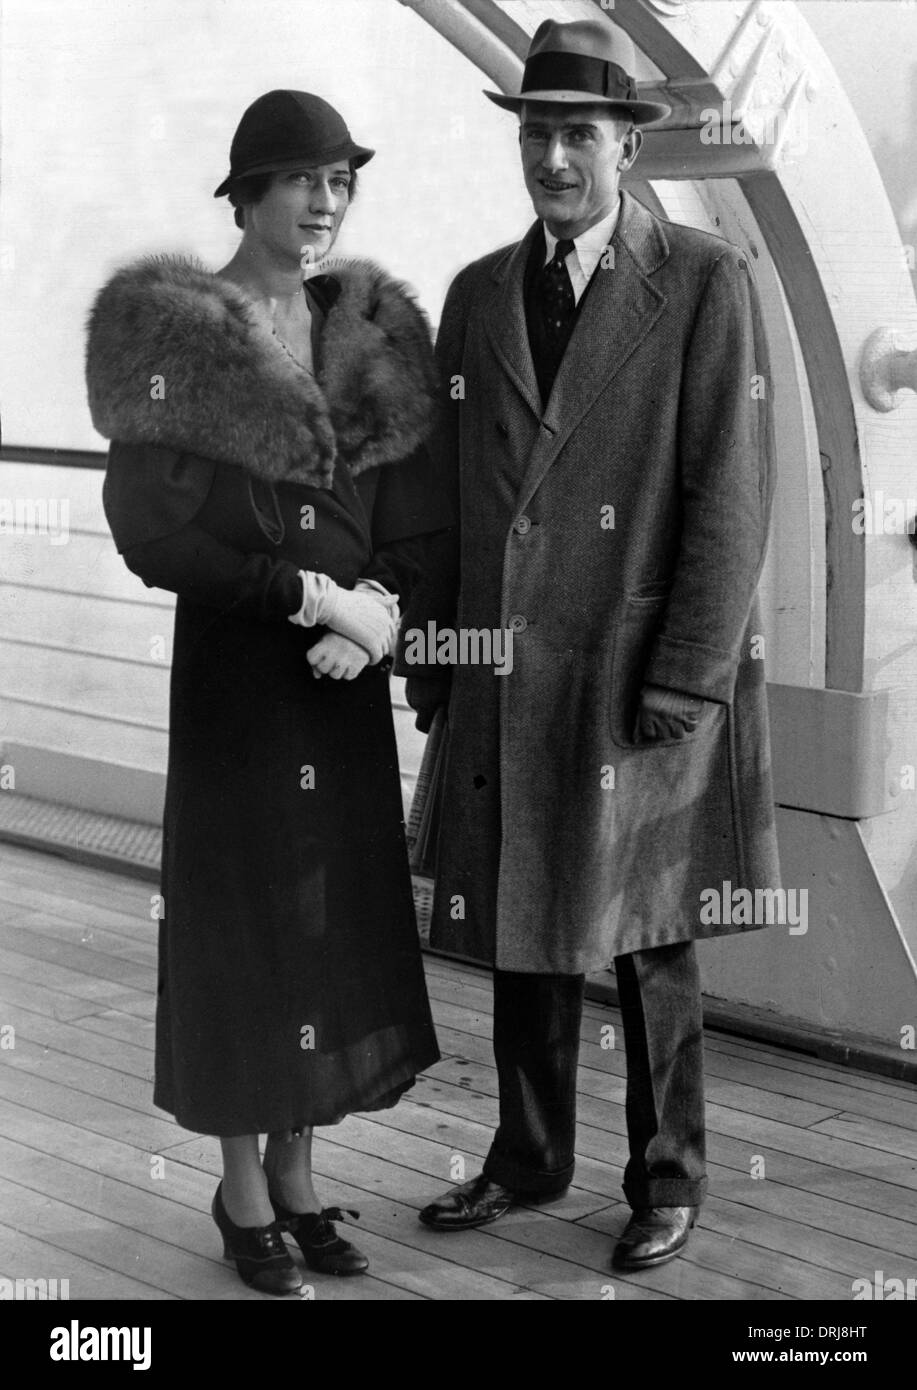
xmin=543 ymin=198 xmax=621 ymax=269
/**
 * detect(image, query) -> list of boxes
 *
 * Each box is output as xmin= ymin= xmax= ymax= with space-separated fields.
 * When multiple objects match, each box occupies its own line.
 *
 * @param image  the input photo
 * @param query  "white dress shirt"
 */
xmin=543 ymin=199 xmax=621 ymax=305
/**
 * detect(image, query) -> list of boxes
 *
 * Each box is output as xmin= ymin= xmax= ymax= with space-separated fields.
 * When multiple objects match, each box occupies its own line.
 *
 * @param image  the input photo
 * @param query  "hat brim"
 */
xmin=484 ymin=88 xmax=670 ymax=126
xmin=214 ymin=141 xmax=375 ymax=198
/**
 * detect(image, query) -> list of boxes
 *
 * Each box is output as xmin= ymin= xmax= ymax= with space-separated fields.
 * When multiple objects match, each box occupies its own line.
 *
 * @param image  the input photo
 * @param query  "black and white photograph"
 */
xmin=0 ymin=0 xmax=916 ymax=1350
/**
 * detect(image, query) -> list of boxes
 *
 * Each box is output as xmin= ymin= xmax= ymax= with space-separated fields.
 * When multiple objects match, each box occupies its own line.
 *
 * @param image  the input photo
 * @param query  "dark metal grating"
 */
xmin=412 ymin=875 xmax=434 ymax=944
xmin=0 ymin=793 xmax=162 ymax=879
xmin=0 ymin=793 xmax=439 ymax=943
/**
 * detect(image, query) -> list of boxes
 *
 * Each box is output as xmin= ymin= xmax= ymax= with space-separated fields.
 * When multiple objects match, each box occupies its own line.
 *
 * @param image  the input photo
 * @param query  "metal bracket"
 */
xmin=767 ymin=683 xmax=895 ymax=818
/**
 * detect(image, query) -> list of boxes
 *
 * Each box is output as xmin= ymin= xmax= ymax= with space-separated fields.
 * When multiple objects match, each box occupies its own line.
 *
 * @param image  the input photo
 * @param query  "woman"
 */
xmin=85 ymin=90 xmax=447 ymax=1293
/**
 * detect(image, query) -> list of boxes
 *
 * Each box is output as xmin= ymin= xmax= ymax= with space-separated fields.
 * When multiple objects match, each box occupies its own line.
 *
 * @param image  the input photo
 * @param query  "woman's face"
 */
xmin=246 ymin=163 xmax=352 ymax=263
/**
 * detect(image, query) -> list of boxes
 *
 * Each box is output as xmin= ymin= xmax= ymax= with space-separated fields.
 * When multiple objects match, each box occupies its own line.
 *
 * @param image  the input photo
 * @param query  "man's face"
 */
xmin=519 ymin=103 xmax=639 ymax=239
xmin=247 ymin=163 xmax=352 ymax=264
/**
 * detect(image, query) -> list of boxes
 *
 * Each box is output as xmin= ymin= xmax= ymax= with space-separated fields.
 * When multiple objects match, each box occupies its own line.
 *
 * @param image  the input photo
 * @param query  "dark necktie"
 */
xmin=538 ymin=238 xmax=576 ymax=342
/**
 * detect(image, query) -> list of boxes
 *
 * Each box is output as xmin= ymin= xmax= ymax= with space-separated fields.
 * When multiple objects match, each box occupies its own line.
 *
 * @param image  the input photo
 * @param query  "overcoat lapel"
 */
xmin=483 ymin=223 xmax=543 ymax=420
xmin=502 ymin=194 xmax=671 ymax=511
xmin=545 ymin=210 xmax=667 ymax=429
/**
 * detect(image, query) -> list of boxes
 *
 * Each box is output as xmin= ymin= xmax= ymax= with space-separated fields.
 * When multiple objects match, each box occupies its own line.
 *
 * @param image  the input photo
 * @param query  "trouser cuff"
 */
xmin=622 ymin=1175 xmax=708 ymax=1208
xmin=482 ymin=1148 xmax=574 ymax=1197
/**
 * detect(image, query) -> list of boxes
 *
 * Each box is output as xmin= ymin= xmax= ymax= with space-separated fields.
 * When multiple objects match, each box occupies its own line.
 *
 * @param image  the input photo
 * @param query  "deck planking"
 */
xmin=0 ymin=842 xmax=915 ymax=1301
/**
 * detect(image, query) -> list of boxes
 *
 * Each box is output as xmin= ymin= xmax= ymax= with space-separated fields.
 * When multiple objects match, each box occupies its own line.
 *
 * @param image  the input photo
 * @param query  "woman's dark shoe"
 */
xmin=269 ymin=1195 xmax=369 ymax=1276
xmin=212 ymin=1182 xmax=303 ymax=1295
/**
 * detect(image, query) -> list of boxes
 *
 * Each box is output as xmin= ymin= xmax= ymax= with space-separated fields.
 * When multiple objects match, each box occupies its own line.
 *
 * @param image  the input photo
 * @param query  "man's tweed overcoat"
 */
xmin=407 ymin=191 xmax=782 ymax=974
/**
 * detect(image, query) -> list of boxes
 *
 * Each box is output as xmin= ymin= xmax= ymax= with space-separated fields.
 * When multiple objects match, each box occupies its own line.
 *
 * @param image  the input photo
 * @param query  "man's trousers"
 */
xmin=480 ymin=941 xmax=708 ymax=1208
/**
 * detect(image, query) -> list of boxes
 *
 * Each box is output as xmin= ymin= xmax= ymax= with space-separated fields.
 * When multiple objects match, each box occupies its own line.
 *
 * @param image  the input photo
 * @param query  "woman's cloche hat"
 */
xmin=214 ymin=90 xmax=375 ymax=198
xmin=484 ymin=18 xmax=670 ymax=126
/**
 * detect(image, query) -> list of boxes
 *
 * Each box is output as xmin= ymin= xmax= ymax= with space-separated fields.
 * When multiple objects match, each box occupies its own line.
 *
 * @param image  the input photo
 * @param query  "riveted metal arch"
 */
xmin=401 ymin=0 xmax=888 ymax=693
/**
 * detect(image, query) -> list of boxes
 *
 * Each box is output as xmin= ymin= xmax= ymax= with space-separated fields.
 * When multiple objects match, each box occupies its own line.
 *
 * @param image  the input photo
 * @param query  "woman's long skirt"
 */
xmin=153 ymin=601 xmax=440 ymax=1136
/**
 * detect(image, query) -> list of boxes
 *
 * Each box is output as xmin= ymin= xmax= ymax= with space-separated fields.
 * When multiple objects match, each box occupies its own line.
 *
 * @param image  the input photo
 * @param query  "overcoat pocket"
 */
xmin=609 ymin=593 xmax=710 ymax=750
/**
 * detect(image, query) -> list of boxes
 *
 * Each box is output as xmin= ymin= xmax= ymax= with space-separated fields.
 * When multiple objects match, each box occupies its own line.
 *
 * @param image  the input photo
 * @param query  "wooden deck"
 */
xmin=0 ymin=842 xmax=915 ymax=1302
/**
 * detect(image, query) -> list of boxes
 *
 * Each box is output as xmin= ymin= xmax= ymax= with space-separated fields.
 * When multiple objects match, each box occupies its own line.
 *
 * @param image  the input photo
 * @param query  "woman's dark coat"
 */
xmin=85 ymin=255 xmax=447 ymax=1135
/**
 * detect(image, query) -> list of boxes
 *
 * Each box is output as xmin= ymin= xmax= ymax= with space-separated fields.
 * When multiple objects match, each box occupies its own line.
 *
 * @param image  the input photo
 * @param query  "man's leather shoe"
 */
xmin=419 ymin=1175 xmax=523 ymax=1231
xmin=611 ymin=1205 xmax=698 ymax=1271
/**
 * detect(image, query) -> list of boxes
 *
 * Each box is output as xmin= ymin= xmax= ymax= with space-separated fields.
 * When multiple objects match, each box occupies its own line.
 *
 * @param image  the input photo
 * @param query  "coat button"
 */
xmin=508 ymin=614 xmax=527 ymax=633
xmin=514 ymin=515 xmax=531 ymax=535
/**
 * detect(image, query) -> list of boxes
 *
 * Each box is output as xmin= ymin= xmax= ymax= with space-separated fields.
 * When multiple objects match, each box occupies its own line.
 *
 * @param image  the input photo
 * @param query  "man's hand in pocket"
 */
xmin=635 ymin=683 xmax=713 ymax=742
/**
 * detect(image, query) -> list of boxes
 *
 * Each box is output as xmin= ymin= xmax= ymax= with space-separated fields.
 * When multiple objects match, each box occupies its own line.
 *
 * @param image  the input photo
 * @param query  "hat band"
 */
xmin=521 ymin=52 xmax=639 ymax=103
xmin=232 ymin=143 xmax=358 ymax=178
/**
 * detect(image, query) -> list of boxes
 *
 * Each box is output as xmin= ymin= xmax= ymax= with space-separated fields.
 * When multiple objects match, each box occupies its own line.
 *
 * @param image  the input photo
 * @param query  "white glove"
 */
xmin=307 ymin=632 xmax=370 ymax=681
xmin=288 ymin=571 xmax=398 ymax=665
xmin=354 ymin=579 xmax=400 ymax=657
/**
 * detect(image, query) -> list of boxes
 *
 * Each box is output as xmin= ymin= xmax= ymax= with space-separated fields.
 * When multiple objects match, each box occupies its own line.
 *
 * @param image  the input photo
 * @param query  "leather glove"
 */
xmin=288 ymin=570 xmax=398 ymax=665
xmin=307 ymin=632 xmax=370 ymax=681
xmin=406 ymin=675 xmax=451 ymax=734
xmin=635 ymin=683 xmax=711 ymax=742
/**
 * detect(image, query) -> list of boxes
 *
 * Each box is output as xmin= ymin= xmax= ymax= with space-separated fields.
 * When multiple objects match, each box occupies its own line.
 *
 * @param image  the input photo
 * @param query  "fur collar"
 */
xmin=85 ymin=255 xmax=438 ymax=488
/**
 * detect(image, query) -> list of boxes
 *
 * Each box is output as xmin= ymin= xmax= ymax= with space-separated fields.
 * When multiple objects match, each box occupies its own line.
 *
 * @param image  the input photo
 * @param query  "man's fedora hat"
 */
xmin=484 ymin=18 xmax=670 ymax=126
xmin=214 ymin=90 xmax=375 ymax=198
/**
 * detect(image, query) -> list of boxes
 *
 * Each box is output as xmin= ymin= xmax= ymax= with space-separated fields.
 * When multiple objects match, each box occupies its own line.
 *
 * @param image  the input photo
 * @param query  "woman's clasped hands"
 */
xmin=306 ymin=632 xmax=369 ymax=679
xmin=307 ymin=579 xmax=400 ymax=680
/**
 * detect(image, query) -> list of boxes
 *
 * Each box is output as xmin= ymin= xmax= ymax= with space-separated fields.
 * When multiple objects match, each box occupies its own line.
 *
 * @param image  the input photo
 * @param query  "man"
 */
xmin=400 ymin=17 xmax=780 ymax=1272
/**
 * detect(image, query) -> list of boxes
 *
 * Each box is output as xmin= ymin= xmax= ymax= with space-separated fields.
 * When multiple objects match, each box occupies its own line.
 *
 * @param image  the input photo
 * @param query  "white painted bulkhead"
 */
xmin=1 ymin=0 xmax=916 ymax=1048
